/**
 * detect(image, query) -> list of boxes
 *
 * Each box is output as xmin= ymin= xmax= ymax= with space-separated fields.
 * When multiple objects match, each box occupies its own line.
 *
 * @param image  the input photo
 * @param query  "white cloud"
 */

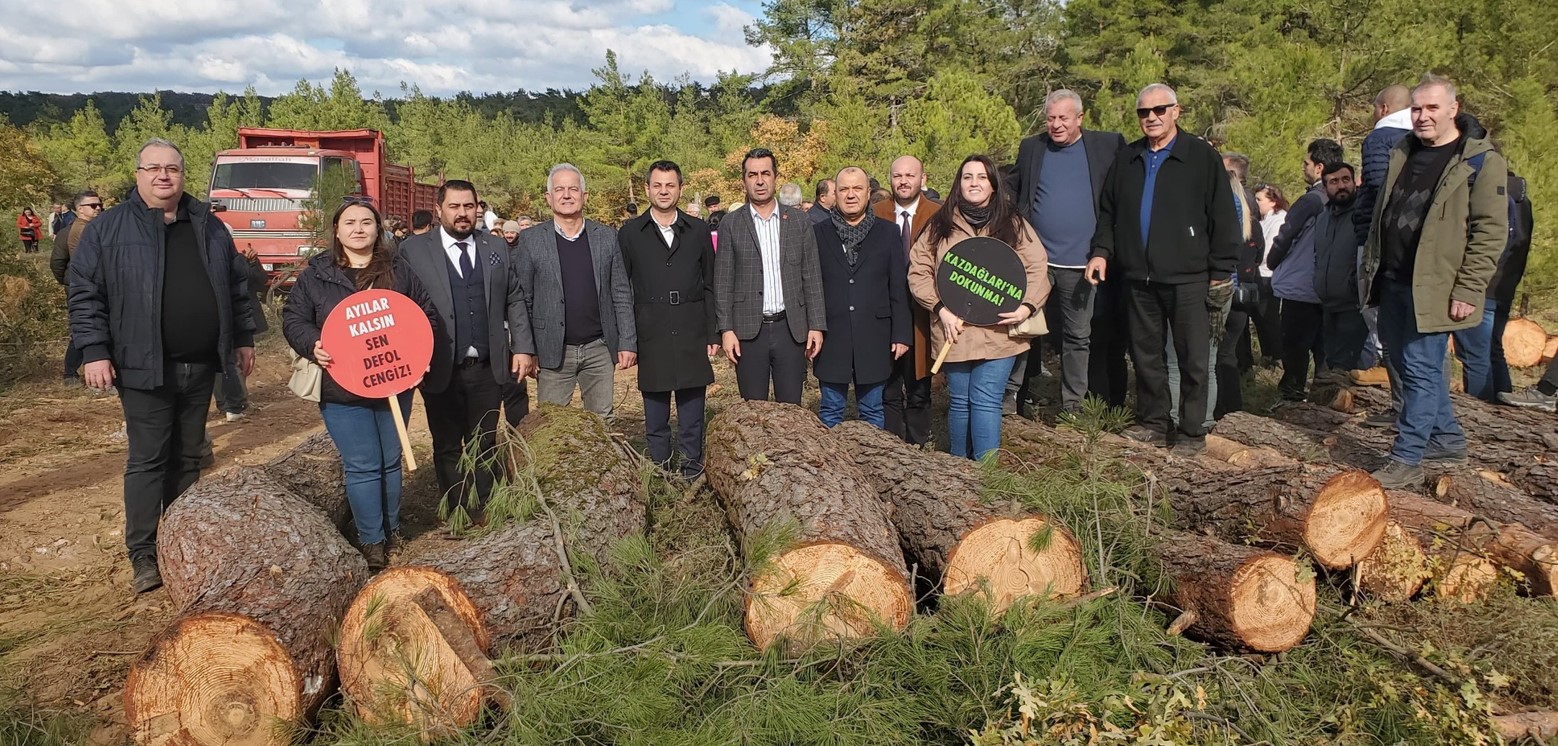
xmin=0 ymin=0 xmax=771 ymax=96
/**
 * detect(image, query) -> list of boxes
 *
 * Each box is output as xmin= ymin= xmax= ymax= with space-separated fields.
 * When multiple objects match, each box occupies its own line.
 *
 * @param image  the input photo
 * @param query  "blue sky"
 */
xmin=0 ymin=0 xmax=774 ymax=96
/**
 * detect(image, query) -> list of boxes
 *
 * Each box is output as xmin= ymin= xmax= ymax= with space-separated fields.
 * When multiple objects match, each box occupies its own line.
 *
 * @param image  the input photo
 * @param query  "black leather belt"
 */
xmin=762 ymin=311 xmax=786 ymax=323
xmin=457 ymin=357 xmax=488 ymax=369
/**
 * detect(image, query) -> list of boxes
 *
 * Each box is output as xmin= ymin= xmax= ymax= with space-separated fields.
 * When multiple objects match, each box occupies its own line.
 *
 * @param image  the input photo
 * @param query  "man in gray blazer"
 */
xmin=398 ymin=179 xmax=534 ymax=509
xmin=513 ymin=163 xmax=637 ymax=416
xmin=714 ymin=148 xmax=826 ymax=403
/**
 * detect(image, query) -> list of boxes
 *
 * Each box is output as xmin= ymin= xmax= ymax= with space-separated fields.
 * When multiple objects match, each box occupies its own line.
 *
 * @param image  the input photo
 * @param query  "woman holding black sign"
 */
xmin=283 ymin=201 xmax=440 ymax=571
xmin=909 ymin=155 xmax=1050 ymax=460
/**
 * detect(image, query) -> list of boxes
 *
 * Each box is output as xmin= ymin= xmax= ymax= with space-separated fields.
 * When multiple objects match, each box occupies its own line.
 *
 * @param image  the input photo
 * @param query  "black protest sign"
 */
xmin=934 ymin=236 xmax=1026 ymax=325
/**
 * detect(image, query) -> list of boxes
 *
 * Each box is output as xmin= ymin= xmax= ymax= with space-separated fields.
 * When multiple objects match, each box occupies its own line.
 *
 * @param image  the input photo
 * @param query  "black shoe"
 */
xmin=1362 ymin=408 xmax=1398 ymax=429
xmin=1121 ymin=425 xmax=1167 ymax=446
xmin=1001 ymin=393 xmax=1017 ymax=417
xmin=361 ymin=542 xmax=387 ymax=572
xmin=131 ymin=556 xmax=163 ymax=594
xmin=1372 ymin=460 xmax=1424 ymax=490
xmin=1170 ymin=437 xmax=1206 ymax=457
xmin=1423 ymin=447 xmax=1469 ymax=466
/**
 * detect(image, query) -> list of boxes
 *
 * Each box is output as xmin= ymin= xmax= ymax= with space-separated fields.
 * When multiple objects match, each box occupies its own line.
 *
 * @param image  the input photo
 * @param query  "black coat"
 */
xmin=67 ymin=191 xmax=257 ymax=390
xmin=618 ymin=211 xmax=717 ymax=392
xmin=812 ymin=218 xmax=911 ymax=385
xmin=282 ymin=252 xmax=441 ymax=406
xmin=1091 ymin=129 xmax=1241 ymax=284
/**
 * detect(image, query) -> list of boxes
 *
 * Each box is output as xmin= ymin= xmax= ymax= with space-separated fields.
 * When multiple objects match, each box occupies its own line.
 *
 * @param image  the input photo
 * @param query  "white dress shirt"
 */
xmin=750 ymin=205 xmax=784 ymax=315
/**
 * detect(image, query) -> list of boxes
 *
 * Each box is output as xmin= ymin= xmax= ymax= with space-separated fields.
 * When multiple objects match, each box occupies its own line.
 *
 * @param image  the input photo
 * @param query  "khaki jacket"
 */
xmin=908 ymin=212 xmax=1050 ymax=365
xmin=1361 ymin=134 xmax=1508 ymax=333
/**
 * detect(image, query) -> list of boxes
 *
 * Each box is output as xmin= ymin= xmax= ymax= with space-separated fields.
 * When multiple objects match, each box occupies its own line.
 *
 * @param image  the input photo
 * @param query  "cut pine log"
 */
xmin=830 ymin=421 xmax=1087 ymax=614
xmin=706 ymin=402 xmax=913 ymax=651
xmin=261 ymin=429 xmax=351 ymax=533
xmin=1162 ymin=463 xmax=1389 ymax=570
xmin=335 ymin=404 xmax=646 ymax=733
xmin=1152 ymin=529 xmax=1316 ymax=652
xmin=1354 ymin=521 xmax=1429 ymax=602
xmin=1202 ymin=434 xmax=1298 ymax=469
xmin=127 ymin=467 xmax=369 ymax=746
xmin=1503 ymin=317 xmax=1548 ymax=368
xmin=1355 ymin=494 xmax=1499 ymax=603
xmin=1432 ymin=471 xmax=1558 ymax=538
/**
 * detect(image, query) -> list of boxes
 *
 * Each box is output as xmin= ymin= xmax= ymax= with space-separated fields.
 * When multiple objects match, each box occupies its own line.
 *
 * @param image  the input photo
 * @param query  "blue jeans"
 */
xmin=944 ymin=355 xmax=1018 ymax=461
xmin=818 ymin=380 xmax=885 ymax=429
xmin=320 ymin=392 xmax=413 ymax=545
xmin=1450 ymin=298 xmax=1501 ymax=402
xmin=1377 ymin=279 xmax=1466 ymax=465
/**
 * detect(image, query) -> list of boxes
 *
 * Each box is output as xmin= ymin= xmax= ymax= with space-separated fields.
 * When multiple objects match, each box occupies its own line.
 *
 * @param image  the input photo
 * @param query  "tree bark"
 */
xmin=126 ymin=467 xmax=369 ymax=746
xmin=1162 ymin=463 xmax=1389 ymax=570
xmin=829 ymin=421 xmax=1087 ymax=615
xmin=1369 ymin=492 xmax=1556 ymax=598
xmin=1214 ymin=410 xmax=1386 ymax=471
xmin=706 ymin=401 xmax=913 ymax=651
xmin=1355 ymin=494 xmax=1500 ymax=603
xmin=1151 ymin=528 xmax=1316 ymax=652
xmin=261 ymin=429 xmax=351 ymax=534
xmin=1431 ymin=470 xmax=1558 ymax=538
xmin=334 ymin=404 xmax=646 ymax=732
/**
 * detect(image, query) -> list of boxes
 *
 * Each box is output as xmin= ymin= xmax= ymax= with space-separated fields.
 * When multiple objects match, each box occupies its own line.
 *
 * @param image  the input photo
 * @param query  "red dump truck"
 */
xmin=208 ymin=127 xmax=437 ymax=278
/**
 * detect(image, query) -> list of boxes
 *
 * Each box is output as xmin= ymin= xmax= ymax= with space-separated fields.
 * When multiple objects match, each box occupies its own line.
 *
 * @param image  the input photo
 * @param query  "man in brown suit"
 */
xmin=874 ymin=155 xmax=941 ymax=445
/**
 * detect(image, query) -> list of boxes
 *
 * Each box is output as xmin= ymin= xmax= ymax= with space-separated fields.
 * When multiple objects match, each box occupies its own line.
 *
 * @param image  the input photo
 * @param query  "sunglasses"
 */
xmin=1136 ymin=104 xmax=1177 ymax=119
xmin=80 ymin=203 xmax=103 ymax=209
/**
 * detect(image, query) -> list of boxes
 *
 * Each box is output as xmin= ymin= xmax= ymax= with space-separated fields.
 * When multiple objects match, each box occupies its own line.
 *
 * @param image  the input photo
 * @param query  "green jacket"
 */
xmin=1361 ymin=133 xmax=1508 ymax=333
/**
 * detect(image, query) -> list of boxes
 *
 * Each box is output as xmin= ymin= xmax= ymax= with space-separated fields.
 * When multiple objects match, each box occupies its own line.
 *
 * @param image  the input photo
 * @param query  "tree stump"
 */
xmin=830 ymin=421 xmax=1087 ymax=615
xmin=1151 ymin=529 xmax=1316 ymax=652
xmin=126 ymin=467 xmax=369 ymax=746
xmin=261 ymin=429 xmax=351 ymax=534
xmin=1162 ymin=464 xmax=1389 ymax=570
xmin=1503 ymin=317 xmax=1548 ymax=368
xmin=706 ymin=402 xmax=913 ymax=651
xmin=335 ymin=404 xmax=646 ymax=732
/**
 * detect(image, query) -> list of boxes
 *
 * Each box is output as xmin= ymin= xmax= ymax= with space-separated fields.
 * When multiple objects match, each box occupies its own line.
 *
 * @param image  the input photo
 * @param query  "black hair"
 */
xmin=704 ymin=195 xmax=722 ymax=208
xmin=646 ymin=160 xmax=683 ymax=184
xmin=411 ymin=209 xmax=434 ymax=230
xmin=924 ymin=154 xmax=1023 ymax=248
xmin=1322 ymin=161 xmax=1356 ymax=179
xmin=624 ymin=203 xmax=639 ymax=215
xmin=741 ymin=148 xmax=778 ymax=175
xmin=814 ymin=179 xmax=832 ymax=199
xmin=74 ymin=190 xmax=100 ymax=208
xmin=436 ymin=179 xmax=478 ymax=205
xmin=1307 ymin=139 xmax=1344 ymax=168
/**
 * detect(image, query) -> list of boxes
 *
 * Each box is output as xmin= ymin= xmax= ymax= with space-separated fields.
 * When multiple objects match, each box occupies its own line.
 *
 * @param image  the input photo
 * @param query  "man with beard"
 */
xmin=400 ymin=179 xmax=534 ymax=511
xmin=873 ymin=155 xmax=940 ymax=444
xmin=1311 ymin=163 xmax=1369 ymax=373
xmin=813 ymin=167 xmax=910 ymax=428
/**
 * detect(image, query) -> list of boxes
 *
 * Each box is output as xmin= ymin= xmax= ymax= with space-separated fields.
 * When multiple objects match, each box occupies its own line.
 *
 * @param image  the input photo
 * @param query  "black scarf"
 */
xmin=960 ymin=202 xmax=992 ymax=231
xmin=831 ymin=207 xmax=876 ymax=267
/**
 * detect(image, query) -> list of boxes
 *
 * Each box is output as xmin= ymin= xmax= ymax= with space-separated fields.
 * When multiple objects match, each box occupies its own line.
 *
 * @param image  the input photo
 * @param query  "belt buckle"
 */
xmin=668 ymin=290 xmax=681 ymax=305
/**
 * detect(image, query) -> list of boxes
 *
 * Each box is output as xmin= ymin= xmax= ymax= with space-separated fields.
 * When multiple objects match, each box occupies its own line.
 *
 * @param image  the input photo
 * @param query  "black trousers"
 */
xmin=1278 ymin=299 xmax=1324 ymax=399
xmin=1216 ymin=310 xmax=1249 ymax=419
xmin=1321 ymin=308 xmax=1369 ymax=372
xmin=1089 ymin=278 xmax=1131 ymax=407
xmin=120 ymin=361 xmax=217 ymax=562
xmin=882 ymin=350 xmax=932 ymax=445
xmin=1252 ymin=277 xmax=1284 ymax=360
xmin=423 ymin=360 xmax=503 ymax=508
xmin=644 ymin=387 xmax=707 ymax=478
xmin=735 ymin=317 xmax=807 ymax=404
xmin=1127 ymin=281 xmax=1211 ymax=439
xmin=502 ymin=379 xmax=530 ymax=429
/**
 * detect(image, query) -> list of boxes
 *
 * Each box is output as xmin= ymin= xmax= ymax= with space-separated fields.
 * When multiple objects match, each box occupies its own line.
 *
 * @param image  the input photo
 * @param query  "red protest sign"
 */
xmin=319 ymin=289 xmax=434 ymax=399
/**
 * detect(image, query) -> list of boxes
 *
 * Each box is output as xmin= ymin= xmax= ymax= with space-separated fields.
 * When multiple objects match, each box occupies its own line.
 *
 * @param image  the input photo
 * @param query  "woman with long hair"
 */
xmin=16 ymin=208 xmax=42 ymax=253
xmin=283 ymin=200 xmax=439 ymax=570
xmin=1251 ymin=184 xmax=1289 ymax=362
xmin=909 ymin=155 xmax=1049 ymax=460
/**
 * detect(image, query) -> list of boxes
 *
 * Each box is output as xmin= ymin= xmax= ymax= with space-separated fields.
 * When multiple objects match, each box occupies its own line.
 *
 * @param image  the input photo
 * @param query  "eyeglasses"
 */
xmin=79 ymin=203 xmax=103 ymax=209
xmin=1135 ymin=104 xmax=1177 ymax=119
xmin=136 ymin=165 xmax=183 ymax=175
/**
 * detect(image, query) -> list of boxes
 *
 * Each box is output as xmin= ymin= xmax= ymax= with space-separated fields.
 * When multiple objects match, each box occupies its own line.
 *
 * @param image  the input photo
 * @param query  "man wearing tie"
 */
xmin=714 ymin=148 xmax=826 ymax=403
xmin=873 ymin=155 xmax=940 ymax=445
xmin=399 ymin=180 xmax=534 ymax=511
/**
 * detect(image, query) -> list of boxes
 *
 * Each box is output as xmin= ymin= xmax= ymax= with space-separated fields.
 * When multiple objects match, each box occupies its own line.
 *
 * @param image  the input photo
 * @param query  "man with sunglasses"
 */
xmin=1087 ymin=84 xmax=1239 ymax=456
xmin=51 ymin=190 xmax=103 ymax=385
xmin=68 ymin=139 xmax=258 ymax=594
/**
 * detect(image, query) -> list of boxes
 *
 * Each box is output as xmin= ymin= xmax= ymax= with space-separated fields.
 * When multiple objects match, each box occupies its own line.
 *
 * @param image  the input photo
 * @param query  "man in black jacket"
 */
xmin=1087 ymin=84 xmax=1239 ymax=455
xmin=68 ymin=139 xmax=257 ymax=594
xmin=51 ymin=190 xmax=103 ymax=385
xmin=1005 ymin=89 xmax=1128 ymax=416
xmin=1311 ymin=163 xmax=1368 ymax=373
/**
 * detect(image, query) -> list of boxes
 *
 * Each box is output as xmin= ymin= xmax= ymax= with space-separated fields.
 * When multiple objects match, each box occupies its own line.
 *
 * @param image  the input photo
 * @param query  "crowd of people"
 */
xmin=45 ymin=73 xmax=1547 ymax=592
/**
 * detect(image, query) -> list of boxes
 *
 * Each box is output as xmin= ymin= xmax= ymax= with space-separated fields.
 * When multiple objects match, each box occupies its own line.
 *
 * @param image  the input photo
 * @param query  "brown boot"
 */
xmin=361 ymin=542 xmax=387 ymax=572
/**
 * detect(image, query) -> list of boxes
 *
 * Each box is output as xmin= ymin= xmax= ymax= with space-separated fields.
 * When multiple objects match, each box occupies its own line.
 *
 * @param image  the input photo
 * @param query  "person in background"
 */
xmin=51 ymin=191 xmax=103 ymax=386
xmin=515 ymin=216 xmax=536 ymax=232
xmin=1252 ymin=183 xmax=1289 ymax=364
xmin=480 ymin=200 xmax=499 ymax=232
xmin=777 ymin=182 xmax=804 ymax=209
xmin=17 ymin=208 xmax=43 ymax=253
xmin=213 ymin=244 xmax=271 ymax=422
xmin=619 ymin=160 xmax=716 ymax=479
xmin=910 ymin=154 xmax=1049 ymax=460
xmin=501 ymin=220 xmax=522 ymax=249
xmin=685 ymin=200 xmax=703 ymax=219
xmin=411 ymin=209 xmax=434 ymax=236
xmin=1311 ymin=163 xmax=1368 ymax=374
xmin=1268 ymin=138 xmax=1345 ymax=400
xmin=813 ymin=166 xmax=910 ymax=428
xmin=283 ymin=201 xmax=439 ymax=570
xmin=50 ymin=203 xmax=73 ymax=238
xmin=808 ymin=179 xmax=836 ymax=224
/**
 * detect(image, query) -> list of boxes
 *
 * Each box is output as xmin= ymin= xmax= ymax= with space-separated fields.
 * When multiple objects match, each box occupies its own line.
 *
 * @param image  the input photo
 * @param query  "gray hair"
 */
xmin=1136 ymin=83 xmax=1178 ymax=106
xmin=546 ymin=163 xmax=587 ymax=193
xmin=1045 ymin=89 xmax=1085 ymax=115
xmin=1414 ymin=73 xmax=1457 ymax=102
xmin=1222 ymin=152 xmax=1250 ymax=183
xmin=136 ymin=137 xmax=184 ymax=168
xmin=777 ymin=182 xmax=803 ymax=207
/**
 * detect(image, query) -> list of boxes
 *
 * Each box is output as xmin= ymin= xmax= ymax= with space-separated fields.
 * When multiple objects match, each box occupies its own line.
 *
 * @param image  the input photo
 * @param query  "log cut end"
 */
xmin=1435 ymin=555 xmax=1499 ymax=603
xmin=745 ymin=543 xmax=913 ymax=651
xmin=944 ymin=517 xmax=1087 ymax=615
xmin=126 ymin=614 xmax=305 ymax=746
xmin=1504 ymin=318 xmax=1548 ymax=368
xmin=1303 ymin=470 xmax=1389 ymax=569
xmin=1355 ymin=522 xmax=1429 ymax=603
xmin=336 ymin=567 xmax=493 ymax=730
xmin=1228 ymin=554 xmax=1317 ymax=653
xmin=1490 ymin=525 xmax=1558 ymax=597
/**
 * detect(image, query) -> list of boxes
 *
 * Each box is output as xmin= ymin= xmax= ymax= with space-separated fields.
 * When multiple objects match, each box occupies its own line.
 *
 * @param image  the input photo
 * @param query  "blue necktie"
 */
xmin=457 ymin=241 xmax=472 ymax=277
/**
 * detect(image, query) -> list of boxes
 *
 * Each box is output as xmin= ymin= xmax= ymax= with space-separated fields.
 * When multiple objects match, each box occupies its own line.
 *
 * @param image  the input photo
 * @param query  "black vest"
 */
xmin=445 ymin=241 xmax=491 ymax=361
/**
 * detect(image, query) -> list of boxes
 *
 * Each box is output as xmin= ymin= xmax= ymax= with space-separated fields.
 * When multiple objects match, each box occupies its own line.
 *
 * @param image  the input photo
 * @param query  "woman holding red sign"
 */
xmin=908 ymin=155 xmax=1050 ymax=461
xmin=283 ymin=201 xmax=440 ymax=570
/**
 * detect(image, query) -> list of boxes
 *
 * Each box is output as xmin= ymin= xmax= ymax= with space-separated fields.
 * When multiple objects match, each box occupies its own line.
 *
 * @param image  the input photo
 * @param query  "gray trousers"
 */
xmin=1007 ymin=267 xmax=1095 ymax=410
xmin=537 ymin=338 xmax=616 ymax=416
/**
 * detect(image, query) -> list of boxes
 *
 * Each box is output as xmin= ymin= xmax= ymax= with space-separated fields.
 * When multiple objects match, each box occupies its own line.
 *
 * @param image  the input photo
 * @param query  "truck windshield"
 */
xmin=211 ymin=161 xmax=318 ymax=191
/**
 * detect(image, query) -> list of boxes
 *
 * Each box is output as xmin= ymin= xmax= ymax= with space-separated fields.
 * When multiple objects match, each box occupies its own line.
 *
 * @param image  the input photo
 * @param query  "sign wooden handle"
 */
xmin=387 ymin=395 xmax=417 ymax=472
xmin=930 ymin=339 xmax=954 ymax=375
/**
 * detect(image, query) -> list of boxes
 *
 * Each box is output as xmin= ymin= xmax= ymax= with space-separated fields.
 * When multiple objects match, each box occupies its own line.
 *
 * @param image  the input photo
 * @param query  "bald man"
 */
xmin=873 ymin=155 xmax=940 ymax=444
